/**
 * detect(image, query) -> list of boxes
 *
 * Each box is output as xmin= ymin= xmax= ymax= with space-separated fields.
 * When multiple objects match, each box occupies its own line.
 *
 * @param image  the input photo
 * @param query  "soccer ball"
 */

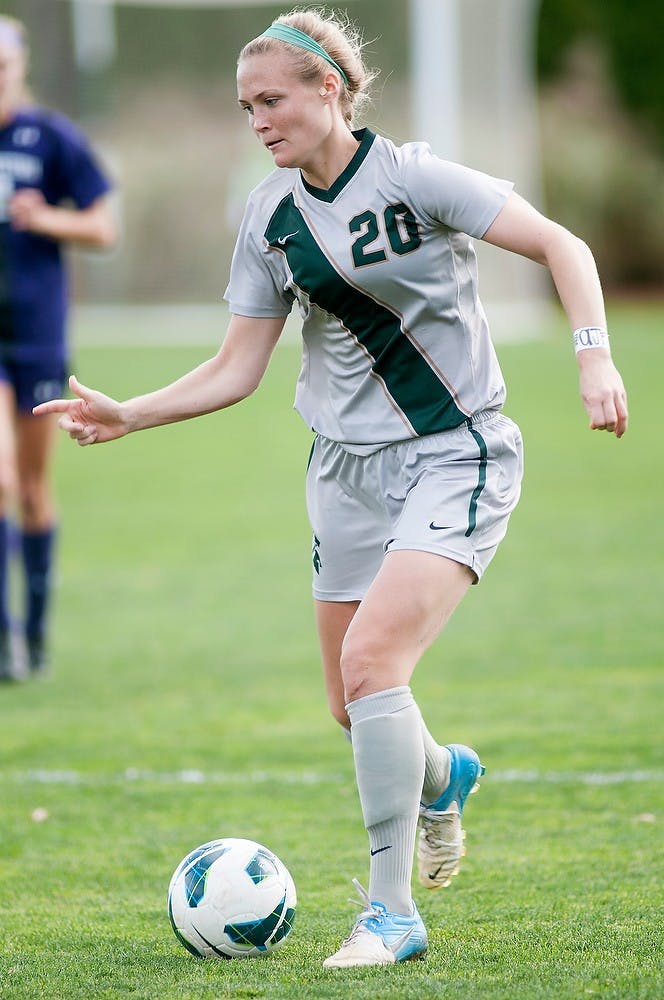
xmin=167 ymin=837 xmax=296 ymax=959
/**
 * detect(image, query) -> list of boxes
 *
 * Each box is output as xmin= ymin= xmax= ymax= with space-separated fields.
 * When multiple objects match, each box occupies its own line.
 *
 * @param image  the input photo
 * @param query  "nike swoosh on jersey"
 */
xmin=429 ymin=522 xmax=453 ymax=530
xmin=277 ymin=230 xmax=299 ymax=245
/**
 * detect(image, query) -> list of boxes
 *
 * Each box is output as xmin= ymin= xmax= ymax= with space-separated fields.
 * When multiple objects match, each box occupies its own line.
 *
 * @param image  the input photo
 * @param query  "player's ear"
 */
xmin=319 ymin=71 xmax=341 ymax=99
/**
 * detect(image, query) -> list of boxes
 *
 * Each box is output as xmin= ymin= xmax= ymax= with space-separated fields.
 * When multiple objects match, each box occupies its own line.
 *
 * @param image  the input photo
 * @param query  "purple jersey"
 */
xmin=0 ymin=107 xmax=111 ymax=362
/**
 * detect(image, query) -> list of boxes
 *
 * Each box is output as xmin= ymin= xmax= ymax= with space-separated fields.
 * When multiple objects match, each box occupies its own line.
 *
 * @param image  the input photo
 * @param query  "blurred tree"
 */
xmin=538 ymin=0 xmax=664 ymax=148
xmin=601 ymin=0 xmax=664 ymax=149
xmin=538 ymin=0 xmax=600 ymax=78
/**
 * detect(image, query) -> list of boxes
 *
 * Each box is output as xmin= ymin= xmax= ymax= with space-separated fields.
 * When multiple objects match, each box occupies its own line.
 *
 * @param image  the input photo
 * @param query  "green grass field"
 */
xmin=0 ymin=302 xmax=661 ymax=999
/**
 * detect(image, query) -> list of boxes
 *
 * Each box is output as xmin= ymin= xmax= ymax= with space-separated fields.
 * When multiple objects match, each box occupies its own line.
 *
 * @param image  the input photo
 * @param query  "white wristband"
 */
xmin=573 ymin=327 xmax=610 ymax=353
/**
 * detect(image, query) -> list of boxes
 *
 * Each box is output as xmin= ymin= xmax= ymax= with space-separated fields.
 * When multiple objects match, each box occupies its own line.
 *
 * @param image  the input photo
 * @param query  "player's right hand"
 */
xmin=32 ymin=374 xmax=129 ymax=446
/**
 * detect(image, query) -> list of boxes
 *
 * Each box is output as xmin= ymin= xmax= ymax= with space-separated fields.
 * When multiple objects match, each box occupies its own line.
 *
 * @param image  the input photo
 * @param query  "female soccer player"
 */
xmin=0 ymin=16 xmax=116 ymax=680
xmin=34 ymin=8 xmax=627 ymax=967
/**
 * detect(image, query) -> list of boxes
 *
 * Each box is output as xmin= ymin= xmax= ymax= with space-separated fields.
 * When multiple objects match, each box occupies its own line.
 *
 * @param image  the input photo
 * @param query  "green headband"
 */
xmin=261 ymin=23 xmax=349 ymax=86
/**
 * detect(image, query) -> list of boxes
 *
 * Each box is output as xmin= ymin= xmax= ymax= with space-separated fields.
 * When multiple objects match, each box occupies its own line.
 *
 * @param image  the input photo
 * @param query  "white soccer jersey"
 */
xmin=224 ymin=129 xmax=514 ymax=453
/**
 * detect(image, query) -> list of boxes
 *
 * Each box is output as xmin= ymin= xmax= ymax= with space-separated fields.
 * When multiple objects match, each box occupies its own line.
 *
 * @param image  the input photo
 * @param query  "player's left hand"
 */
xmin=7 ymin=188 xmax=55 ymax=235
xmin=577 ymin=350 xmax=628 ymax=438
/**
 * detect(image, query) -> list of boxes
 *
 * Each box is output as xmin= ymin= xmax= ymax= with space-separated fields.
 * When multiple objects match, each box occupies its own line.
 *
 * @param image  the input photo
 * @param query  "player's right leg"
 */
xmin=0 ymin=377 xmax=18 ymax=680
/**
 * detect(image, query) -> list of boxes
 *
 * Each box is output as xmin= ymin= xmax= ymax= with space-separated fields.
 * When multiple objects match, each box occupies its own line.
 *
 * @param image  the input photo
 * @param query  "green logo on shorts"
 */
xmin=312 ymin=535 xmax=322 ymax=575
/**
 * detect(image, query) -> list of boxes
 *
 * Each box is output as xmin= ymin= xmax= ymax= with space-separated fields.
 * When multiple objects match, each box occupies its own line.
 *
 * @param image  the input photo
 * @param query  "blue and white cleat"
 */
xmin=323 ymin=879 xmax=428 ymax=968
xmin=418 ymin=743 xmax=485 ymax=889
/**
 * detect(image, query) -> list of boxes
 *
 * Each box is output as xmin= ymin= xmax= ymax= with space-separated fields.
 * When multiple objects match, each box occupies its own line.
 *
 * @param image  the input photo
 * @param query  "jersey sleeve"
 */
xmin=224 ymin=193 xmax=294 ymax=318
xmin=48 ymin=112 xmax=112 ymax=209
xmin=402 ymin=142 xmax=514 ymax=239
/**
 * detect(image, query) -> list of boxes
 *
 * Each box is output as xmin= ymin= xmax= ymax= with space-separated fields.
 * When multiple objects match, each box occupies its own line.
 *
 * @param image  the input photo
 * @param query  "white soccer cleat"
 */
xmin=323 ymin=880 xmax=428 ymax=968
xmin=418 ymin=743 xmax=485 ymax=890
xmin=324 ymin=925 xmax=398 ymax=968
xmin=418 ymin=801 xmax=466 ymax=888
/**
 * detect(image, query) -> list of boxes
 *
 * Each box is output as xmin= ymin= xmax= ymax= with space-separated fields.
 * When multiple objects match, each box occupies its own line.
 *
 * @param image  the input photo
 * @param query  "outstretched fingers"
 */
xmin=31 ymin=374 xmax=126 ymax=446
xmin=32 ymin=396 xmax=78 ymax=417
xmin=32 ymin=374 xmax=89 ymax=417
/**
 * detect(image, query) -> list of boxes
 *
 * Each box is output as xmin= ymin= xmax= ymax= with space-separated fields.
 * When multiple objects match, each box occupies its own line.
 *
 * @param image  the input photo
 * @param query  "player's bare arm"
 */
xmin=32 ymin=315 xmax=286 ymax=446
xmin=8 ymin=189 xmax=117 ymax=250
xmin=482 ymin=192 xmax=628 ymax=438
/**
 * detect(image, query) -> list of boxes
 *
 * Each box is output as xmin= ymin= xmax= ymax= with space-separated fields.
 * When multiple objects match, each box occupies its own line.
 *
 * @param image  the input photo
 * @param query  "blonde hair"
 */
xmin=239 ymin=7 xmax=377 ymax=127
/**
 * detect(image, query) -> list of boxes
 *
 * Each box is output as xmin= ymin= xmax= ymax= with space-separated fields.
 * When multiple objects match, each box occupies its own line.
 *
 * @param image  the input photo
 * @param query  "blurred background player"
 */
xmin=0 ymin=15 xmax=116 ymax=680
xmin=34 ymin=6 xmax=627 ymax=969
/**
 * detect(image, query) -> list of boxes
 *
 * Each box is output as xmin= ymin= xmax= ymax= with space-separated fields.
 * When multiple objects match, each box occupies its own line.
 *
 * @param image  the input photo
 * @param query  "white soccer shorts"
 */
xmin=306 ymin=411 xmax=523 ymax=601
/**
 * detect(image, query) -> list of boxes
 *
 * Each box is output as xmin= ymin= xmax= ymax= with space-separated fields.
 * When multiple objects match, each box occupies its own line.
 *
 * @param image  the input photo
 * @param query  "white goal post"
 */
xmin=411 ymin=0 xmax=549 ymax=334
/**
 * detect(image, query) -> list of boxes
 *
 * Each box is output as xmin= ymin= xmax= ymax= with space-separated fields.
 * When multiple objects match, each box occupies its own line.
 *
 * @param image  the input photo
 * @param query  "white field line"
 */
xmin=3 ymin=767 xmax=662 ymax=788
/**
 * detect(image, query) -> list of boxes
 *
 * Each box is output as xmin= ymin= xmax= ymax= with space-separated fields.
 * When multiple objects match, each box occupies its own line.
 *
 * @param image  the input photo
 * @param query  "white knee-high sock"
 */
xmin=340 ymin=715 xmax=450 ymax=806
xmin=346 ymin=686 xmax=424 ymax=915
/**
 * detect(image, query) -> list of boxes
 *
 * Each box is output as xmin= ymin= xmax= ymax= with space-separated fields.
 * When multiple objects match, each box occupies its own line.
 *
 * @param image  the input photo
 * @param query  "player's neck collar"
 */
xmin=300 ymin=128 xmax=376 ymax=203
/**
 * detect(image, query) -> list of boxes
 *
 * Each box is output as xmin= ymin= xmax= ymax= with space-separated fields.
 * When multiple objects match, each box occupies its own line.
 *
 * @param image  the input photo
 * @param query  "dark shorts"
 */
xmin=0 ymin=357 xmax=68 ymax=413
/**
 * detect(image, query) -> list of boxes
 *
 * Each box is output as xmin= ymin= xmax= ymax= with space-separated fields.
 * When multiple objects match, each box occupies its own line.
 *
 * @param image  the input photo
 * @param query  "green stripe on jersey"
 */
xmin=300 ymin=128 xmax=375 ymax=203
xmin=265 ymin=195 xmax=466 ymax=436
